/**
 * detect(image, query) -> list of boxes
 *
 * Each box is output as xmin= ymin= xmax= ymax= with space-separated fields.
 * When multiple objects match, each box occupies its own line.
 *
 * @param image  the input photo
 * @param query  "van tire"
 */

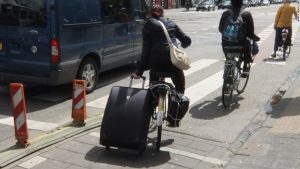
xmin=77 ymin=58 xmax=98 ymax=93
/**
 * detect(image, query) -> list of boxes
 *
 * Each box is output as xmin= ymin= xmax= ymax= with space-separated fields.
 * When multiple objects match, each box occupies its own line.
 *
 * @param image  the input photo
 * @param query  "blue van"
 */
xmin=0 ymin=0 xmax=148 ymax=92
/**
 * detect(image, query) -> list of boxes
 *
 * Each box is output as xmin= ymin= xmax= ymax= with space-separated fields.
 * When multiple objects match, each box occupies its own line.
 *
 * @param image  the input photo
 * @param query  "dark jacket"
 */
xmin=136 ymin=17 xmax=191 ymax=76
xmin=219 ymin=8 xmax=259 ymax=42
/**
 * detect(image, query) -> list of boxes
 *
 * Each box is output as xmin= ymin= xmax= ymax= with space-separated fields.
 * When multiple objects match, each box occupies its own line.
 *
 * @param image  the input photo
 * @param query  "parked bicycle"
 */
xmin=280 ymin=28 xmax=291 ymax=61
xmin=222 ymin=45 xmax=255 ymax=108
xmin=149 ymin=72 xmax=174 ymax=150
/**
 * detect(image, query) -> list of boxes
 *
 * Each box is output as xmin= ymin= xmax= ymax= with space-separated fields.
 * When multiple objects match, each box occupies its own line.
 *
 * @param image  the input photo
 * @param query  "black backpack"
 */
xmin=222 ymin=10 xmax=246 ymax=43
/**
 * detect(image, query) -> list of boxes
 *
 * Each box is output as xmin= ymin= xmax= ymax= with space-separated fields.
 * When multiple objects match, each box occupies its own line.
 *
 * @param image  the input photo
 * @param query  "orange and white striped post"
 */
xmin=10 ymin=83 xmax=30 ymax=147
xmin=72 ymin=80 xmax=87 ymax=126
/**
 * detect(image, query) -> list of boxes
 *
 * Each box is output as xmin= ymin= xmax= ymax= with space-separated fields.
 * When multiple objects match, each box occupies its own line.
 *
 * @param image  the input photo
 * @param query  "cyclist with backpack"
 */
xmin=219 ymin=0 xmax=260 ymax=77
xmin=271 ymin=0 xmax=298 ymax=58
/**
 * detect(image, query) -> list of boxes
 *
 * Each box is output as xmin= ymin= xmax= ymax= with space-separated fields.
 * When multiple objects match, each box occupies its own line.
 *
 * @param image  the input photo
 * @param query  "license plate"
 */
xmin=0 ymin=43 xmax=2 ymax=50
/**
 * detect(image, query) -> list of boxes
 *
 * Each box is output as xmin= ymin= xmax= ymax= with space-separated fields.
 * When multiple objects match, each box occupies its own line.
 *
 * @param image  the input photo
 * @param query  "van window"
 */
xmin=62 ymin=0 xmax=101 ymax=24
xmin=85 ymin=0 xmax=101 ymax=22
xmin=101 ymin=0 xmax=131 ymax=24
xmin=0 ymin=0 xmax=47 ymax=27
xmin=130 ymin=0 xmax=144 ymax=20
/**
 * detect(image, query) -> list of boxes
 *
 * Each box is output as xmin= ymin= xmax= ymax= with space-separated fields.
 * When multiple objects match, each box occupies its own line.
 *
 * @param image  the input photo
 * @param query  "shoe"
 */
xmin=270 ymin=52 xmax=276 ymax=58
xmin=243 ymin=64 xmax=250 ymax=72
xmin=167 ymin=121 xmax=179 ymax=127
xmin=241 ymin=73 xmax=249 ymax=78
xmin=241 ymin=64 xmax=250 ymax=78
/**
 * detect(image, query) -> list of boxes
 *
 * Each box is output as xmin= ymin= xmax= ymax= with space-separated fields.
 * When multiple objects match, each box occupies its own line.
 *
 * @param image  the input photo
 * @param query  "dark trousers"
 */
xmin=274 ymin=27 xmax=292 ymax=52
xmin=150 ymin=69 xmax=185 ymax=94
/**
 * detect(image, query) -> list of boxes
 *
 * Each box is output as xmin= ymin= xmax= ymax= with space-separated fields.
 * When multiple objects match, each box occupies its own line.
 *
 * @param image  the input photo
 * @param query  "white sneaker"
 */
xmin=270 ymin=52 xmax=276 ymax=58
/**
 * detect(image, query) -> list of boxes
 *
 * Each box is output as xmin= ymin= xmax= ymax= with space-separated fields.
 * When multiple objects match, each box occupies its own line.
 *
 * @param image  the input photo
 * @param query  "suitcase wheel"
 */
xmin=105 ymin=146 xmax=110 ymax=150
xmin=138 ymin=145 xmax=146 ymax=155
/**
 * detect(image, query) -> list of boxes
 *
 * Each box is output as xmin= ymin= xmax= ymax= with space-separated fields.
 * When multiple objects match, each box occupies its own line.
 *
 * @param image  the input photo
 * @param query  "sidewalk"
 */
xmin=1 ymin=51 xmax=300 ymax=169
xmin=2 ymin=126 xmax=230 ymax=169
xmin=225 ymin=67 xmax=300 ymax=169
xmin=2 ymin=71 xmax=300 ymax=169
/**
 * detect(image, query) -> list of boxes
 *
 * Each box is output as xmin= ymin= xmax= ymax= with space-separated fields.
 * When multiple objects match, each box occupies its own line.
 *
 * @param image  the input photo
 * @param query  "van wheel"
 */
xmin=77 ymin=58 xmax=98 ymax=93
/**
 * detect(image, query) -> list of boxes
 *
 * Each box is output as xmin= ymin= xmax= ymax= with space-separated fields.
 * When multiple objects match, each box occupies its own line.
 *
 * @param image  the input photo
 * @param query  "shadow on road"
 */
xmin=189 ymin=95 xmax=245 ymax=119
xmin=85 ymin=145 xmax=171 ymax=168
xmin=268 ymin=96 xmax=300 ymax=119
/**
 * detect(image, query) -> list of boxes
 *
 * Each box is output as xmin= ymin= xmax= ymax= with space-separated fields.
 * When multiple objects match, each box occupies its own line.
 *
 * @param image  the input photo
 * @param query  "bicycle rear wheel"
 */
xmin=222 ymin=68 xmax=233 ymax=108
xmin=286 ymin=45 xmax=291 ymax=55
xmin=156 ymin=126 xmax=162 ymax=151
xmin=222 ymin=81 xmax=233 ymax=108
xmin=282 ymin=44 xmax=287 ymax=61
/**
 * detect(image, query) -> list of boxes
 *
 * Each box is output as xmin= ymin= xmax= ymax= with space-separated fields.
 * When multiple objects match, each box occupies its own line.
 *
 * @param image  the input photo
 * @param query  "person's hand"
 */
xmin=131 ymin=73 xmax=141 ymax=79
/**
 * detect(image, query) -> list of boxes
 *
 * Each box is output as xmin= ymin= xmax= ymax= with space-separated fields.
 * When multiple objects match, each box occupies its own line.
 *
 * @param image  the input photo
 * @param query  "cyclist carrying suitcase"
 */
xmin=132 ymin=5 xmax=191 ymax=94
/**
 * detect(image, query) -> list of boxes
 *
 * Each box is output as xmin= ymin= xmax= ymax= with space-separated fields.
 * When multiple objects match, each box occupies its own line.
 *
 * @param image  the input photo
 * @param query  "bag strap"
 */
xmin=157 ymin=20 xmax=173 ymax=47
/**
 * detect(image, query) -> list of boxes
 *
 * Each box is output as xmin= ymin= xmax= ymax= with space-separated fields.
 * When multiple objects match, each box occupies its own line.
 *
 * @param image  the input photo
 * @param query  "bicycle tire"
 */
xmin=156 ymin=126 xmax=162 ymax=151
xmin=237 ymin=68 xmax=250 ymax=94
xmin=286 ymin=45 xmax=291 ymax=55
xmin=283 ymin=44 xmax=287 ymax=61
xmin=222 ymin=68 xmax=233 ymax=108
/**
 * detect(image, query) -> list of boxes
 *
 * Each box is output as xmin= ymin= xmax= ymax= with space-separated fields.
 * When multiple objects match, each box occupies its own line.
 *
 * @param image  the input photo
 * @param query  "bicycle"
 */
xmin=280 ymin=28 xmax=291 ymax=61
xmin=222 ymin=45 xmax=254 ymax=108
xmin=149 ymin=72 xmax=174 ymax=151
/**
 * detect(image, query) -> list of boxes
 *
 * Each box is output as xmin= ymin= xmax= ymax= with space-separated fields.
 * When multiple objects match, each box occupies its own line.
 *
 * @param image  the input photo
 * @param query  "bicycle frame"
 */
xmin=149 ymin=76 xmax=173 ymax=150
xmin=156 ymin=87 xmax=166 ymax=126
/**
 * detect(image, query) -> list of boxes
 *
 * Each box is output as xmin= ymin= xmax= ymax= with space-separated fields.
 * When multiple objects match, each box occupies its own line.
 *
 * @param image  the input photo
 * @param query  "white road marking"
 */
xmin=89 ymin=132 xmax=100 ymax=138
xmin=18 ymin=156 xmax=47 ymax=169
xmin=161 ymin=147 xmax=227 ymax=166
xmin=0 ymin=117 xmax=59 ymax=132
xmin=87 ymin=59 xmax=219 ymax=109
xmin=186 ymin=71 xmax=223 ymax=106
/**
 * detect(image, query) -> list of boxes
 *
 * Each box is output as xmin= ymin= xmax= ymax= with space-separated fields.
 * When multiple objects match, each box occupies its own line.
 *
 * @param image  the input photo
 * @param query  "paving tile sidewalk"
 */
xmin=225 ymin=71 xmax=300 ymax=169
xmin=2 ymin=126 xmax=231 ymax=169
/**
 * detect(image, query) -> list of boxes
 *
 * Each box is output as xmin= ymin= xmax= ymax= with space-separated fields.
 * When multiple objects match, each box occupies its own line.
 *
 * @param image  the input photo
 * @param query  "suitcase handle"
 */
xmin=130 ymin=76 xmax=146 ymax=88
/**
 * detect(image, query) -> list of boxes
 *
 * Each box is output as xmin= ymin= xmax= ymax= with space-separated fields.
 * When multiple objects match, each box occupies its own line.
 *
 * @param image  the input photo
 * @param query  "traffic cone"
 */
xmin=10 ymin=83 xmax=30 ymax=147
xmin=72 ymin=80 xmax=87 ymax=126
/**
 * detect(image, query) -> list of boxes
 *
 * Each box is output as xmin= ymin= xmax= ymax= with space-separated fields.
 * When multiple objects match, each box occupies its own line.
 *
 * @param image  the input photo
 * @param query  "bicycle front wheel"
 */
xmin=156 ymin=126 xmax=162 ymax=151
xmin=237 ymin=69 xmax=250 ymax=94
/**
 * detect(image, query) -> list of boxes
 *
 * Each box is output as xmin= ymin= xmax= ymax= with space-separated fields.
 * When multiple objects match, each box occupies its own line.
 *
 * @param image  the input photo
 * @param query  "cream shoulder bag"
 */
xmin=158 ymin=20 xmax=191 ymax=70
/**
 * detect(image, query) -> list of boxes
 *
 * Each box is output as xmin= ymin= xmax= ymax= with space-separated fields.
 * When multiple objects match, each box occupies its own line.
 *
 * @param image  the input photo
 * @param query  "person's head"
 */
xmin=151 ymin=5 xmax=164 ymax=18
xmin=231 ymin=0 xmax=243 ymax=9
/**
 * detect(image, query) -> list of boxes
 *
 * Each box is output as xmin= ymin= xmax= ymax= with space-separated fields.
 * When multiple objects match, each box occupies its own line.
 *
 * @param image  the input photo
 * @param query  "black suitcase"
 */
xmin=100 ymin=76 xmax=152 ymax=154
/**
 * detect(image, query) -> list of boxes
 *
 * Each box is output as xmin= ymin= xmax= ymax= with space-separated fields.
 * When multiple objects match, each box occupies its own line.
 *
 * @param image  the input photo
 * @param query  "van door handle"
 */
xmin=29 ymin=30 xmax=39 ymax=36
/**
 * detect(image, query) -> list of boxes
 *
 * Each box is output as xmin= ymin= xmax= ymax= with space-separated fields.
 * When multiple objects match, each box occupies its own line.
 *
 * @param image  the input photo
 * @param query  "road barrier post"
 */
xmin=10 ymin=83 xmax=30 ymax=147
xmin=72 ymin=80 xmax=87 ymax=126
